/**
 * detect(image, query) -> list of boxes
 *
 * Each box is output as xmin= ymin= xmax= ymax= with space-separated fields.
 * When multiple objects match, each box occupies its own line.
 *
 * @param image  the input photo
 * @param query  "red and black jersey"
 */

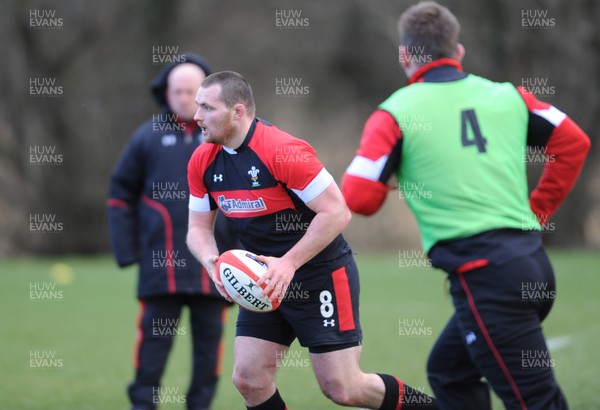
xmin=188 ymin=118 xmax=351 ymax=269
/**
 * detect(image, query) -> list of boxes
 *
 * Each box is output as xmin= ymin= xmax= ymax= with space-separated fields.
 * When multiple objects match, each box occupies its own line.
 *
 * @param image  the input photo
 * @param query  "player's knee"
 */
xmin=232 ymin=369 xmax=254 ymax=396
xmin=232 ymin=365 xmax=267 ymax=397
xmin=319 ymin=377 xmax=359 ymax=406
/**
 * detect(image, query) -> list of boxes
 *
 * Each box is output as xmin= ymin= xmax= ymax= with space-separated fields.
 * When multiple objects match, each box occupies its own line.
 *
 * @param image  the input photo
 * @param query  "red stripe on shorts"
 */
xmin=332 ymin=266 xmax=355 ymax=331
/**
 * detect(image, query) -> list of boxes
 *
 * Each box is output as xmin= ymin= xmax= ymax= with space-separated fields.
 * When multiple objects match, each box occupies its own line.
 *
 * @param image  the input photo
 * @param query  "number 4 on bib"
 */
xmin=460 ymin=109 xmax=487 ymax=153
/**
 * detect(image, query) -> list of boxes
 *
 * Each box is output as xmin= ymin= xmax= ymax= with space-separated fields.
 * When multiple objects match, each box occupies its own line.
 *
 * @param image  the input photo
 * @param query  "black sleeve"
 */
xmin=526 ymin=112 xmax=555 ymax=148
xmin=107 ymin=130 xmax=146 ymax=267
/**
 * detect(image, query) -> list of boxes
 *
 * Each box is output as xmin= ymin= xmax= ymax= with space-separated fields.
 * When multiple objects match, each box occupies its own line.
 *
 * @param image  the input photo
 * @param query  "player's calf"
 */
xmin=317 ymin=374 xmax=363 ymax=407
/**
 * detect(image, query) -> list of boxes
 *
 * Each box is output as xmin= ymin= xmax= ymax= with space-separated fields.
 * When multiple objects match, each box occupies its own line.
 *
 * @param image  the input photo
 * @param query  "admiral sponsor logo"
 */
xmin=218 ymin=195 xmax=266 ymax=214
xmin=222 ymin=267 xmax=270 ymax=311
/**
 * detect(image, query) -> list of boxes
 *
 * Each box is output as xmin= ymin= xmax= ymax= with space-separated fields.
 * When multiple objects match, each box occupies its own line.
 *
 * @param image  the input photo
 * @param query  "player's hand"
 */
xmin=202 ymin=254 xmax=233 ymax=302
xmin=255 ymin=255 xmax=295 ymax=304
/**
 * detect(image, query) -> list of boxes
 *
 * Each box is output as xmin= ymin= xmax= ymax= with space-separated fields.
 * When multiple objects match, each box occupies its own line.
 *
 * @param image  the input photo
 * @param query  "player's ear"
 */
xmin=455 ymin=43 xmax=465 ymax=63
xmin=399 ymin=45 xmax=411 ymax=69
xmin=232 ymin=103 xmax=246 ymax=120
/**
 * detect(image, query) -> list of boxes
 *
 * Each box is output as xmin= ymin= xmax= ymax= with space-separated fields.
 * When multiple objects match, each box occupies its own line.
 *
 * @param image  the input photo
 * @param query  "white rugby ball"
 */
xmin=217 ymin=249 xmax=280 ymax=313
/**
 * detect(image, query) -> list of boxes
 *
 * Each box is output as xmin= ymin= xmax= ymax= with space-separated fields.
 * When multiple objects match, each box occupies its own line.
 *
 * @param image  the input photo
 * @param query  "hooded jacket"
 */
xmin=107 ymin=54 xmax=236 ymax=298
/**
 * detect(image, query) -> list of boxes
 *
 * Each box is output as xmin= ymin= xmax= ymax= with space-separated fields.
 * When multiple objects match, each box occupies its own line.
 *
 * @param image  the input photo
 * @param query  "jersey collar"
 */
xmin=226 ymin=118 xmax=258 ymax=154
xmin=407 ymin=58 xmax=464 ymax=85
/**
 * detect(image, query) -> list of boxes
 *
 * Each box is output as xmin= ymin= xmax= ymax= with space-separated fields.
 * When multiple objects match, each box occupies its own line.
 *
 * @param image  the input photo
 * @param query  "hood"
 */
xmin=150 ymin=53 xmax=213 ymax=110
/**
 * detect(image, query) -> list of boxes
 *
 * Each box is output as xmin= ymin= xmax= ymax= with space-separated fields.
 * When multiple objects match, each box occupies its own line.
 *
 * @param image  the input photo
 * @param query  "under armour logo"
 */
xmin=465 ymin=331 xmax=477 ymax=345
xmin=323 ymin=319 xmax=336 ymax=327
xmin=213 ymin=174 xmax=223 ymax=182
xmin=161 ymin=134 xmax=177 ymax=146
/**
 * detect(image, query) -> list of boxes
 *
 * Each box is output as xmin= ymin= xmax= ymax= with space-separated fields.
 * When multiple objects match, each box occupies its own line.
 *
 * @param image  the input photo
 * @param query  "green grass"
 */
xmin=1 ymin=250 xmax=598 ymax=409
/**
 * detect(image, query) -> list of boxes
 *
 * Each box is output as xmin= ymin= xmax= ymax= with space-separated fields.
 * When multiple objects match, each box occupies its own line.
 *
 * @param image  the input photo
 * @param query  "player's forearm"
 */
xmin=341 ymin=173 xmax=389 ymax=215
xmin=187 ymin=226 xmax=219 ymax=267
xmin=342 ymin=110 xmax=401 ymax=215
xmin=282 ymin=207 xmax=351 ymax=271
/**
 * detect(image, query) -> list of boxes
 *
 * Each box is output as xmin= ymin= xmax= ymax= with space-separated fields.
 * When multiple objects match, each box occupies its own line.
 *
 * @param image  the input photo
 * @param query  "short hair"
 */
xmin=398 ymin=1 xmax=460 ymax=65
xmin=201 ymin=71 xmax=256 ymax=116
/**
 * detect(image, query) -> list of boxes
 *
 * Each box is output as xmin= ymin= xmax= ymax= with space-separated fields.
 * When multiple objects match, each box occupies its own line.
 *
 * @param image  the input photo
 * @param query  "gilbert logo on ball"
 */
xmin=217 ymin=249 xmax=280 ymax=313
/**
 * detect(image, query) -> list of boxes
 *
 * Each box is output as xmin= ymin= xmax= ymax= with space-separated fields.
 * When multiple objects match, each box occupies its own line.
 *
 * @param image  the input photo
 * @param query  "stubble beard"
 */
xmin=206 ymin=119 xmax=239 ymax=147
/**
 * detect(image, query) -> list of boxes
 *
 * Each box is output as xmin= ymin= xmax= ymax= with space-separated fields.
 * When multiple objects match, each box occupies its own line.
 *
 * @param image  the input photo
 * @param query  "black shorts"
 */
xmin=236 ymin=253 xmax=362 ymax=353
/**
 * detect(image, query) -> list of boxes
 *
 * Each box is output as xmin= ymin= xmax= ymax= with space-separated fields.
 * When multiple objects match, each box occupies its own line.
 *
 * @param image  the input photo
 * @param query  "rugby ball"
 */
xmin=217 ymin=249 xmax=280 ymax=313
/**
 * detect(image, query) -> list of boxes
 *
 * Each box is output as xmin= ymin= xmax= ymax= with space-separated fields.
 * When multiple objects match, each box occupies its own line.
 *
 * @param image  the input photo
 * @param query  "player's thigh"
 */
xmin=531 ymin=247 xmax=556 ymax=322
xmin=450 ymin=259 xmax=557 ymax=407
xmin=233 ymin=336 xmax=289 ymax=382
xmin=284 ymin=256 xmax=362 ymax=349
xmin=427 ymin=312 xmax=481 ymax=383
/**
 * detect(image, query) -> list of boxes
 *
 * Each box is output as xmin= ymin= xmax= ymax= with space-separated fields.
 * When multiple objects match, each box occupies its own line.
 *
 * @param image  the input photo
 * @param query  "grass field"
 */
xmin=1 ymin=250 xmax=598 ymax=409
